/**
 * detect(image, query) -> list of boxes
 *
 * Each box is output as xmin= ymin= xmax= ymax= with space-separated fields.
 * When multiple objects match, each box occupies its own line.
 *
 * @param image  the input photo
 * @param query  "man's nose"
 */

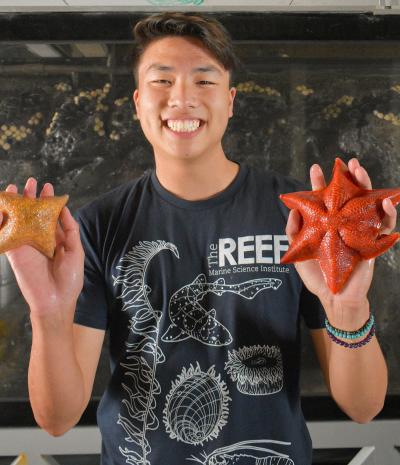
xmin=167 ymin=82 xmax=197 ymax=108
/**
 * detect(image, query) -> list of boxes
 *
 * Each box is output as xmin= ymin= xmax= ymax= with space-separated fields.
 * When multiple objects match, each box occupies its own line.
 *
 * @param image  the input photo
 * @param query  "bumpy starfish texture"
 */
xmin=280 ymin=158 xmax=400 ymax=293
xmin=0 ymin=192 xmax=69 ymax=258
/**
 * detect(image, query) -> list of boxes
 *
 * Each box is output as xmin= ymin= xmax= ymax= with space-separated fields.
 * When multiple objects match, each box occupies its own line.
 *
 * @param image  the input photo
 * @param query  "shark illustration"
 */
xmin=161 ymin=273 xmax=282 ymax=347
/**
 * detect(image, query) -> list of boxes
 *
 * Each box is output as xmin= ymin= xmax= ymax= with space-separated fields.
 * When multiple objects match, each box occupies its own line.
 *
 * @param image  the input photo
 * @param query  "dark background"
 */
xmin=0 ymin=12 xmax=399 ymax=426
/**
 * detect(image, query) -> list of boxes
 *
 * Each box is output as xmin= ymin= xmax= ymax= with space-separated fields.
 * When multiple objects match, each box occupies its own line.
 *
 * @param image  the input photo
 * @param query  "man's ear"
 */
xmin=133 ymin=89 xmax=140 ymax=119
xmin=228 ymin=87 xmax=237 ymax=118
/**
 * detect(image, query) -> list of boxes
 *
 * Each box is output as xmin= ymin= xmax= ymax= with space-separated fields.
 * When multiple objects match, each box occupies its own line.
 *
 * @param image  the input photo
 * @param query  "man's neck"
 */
xmin=154 ymin=152 xmax=240 ymax=202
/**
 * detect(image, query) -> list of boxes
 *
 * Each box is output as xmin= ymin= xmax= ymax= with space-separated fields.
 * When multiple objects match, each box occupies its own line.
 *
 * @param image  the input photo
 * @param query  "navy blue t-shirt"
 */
xmin=74 ymin=162 xmax=326 ymax=465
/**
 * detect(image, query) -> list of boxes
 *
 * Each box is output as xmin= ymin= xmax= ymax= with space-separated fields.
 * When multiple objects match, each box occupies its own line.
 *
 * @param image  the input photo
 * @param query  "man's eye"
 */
xmin=151 ymin=80 xmax=213 ymax=85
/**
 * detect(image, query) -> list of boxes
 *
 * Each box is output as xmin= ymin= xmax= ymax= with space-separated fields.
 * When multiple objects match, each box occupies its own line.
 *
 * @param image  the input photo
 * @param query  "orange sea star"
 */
xmin=280 ymin=158 xmax=400 ymax=293
xmin=0 ymin=192 xmax=68 ymax=258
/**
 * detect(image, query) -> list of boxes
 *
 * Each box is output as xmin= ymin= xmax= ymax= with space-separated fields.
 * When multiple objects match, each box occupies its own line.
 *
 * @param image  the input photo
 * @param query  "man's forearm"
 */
xmin=328 ymin=335 xmax=387 ymax=423
xmin=29 ymin=310 xmax=85 ymax=436
xmin=322 ymin=298 xmax=388 ymax=423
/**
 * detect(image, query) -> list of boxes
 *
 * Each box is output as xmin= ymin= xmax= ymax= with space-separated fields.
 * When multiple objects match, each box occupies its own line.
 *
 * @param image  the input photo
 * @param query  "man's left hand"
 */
xmin=285 ymin=158 xmax=397 ymax=327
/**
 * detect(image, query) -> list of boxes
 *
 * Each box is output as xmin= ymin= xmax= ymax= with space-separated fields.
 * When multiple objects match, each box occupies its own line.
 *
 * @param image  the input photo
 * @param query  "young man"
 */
xmin=2 ymin=11 xmax=396 ymax=465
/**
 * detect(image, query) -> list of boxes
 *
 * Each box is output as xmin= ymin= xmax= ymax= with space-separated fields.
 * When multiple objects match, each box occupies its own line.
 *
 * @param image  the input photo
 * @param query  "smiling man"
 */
xmin=3 ymin=11 xmax=395 ymax=465
xmin=132 ymin=33 xmax=238 ymax=201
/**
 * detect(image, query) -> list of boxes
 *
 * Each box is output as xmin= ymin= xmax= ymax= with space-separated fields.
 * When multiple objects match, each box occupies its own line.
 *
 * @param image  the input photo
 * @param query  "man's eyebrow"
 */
xmin=193 ymin=65 xmax=222 ymax=75
xmin=145 ymin=63 xmax=223 ymax=75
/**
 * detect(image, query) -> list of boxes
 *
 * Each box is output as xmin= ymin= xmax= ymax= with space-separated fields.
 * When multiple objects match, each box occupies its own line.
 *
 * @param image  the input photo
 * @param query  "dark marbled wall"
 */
xmin=0 ymin=47 xmax=399 ymax=404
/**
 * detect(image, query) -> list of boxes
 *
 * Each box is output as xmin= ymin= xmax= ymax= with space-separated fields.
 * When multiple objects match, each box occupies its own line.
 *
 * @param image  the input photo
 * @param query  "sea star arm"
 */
xmin=318 ymin=228 xmax=361 ymax=294
xmin=280 ymin=224 xmax=326 ymax=263
xmin=338 ymin=188 xmax=400 ymax=259
xmin=280 ymin=190 xmax=326 ymax=216
xmin=280 ymin=191 xmax=328 ymax=263
xmin=356 ymin=233 xmax=400 ymax=260
xmin=321 ymin=158 xmax=364 ymax=212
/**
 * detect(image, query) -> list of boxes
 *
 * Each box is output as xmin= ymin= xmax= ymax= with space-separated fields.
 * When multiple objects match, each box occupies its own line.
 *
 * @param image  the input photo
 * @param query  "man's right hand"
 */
xmin=1 ymin=177 xmax=84 ymax=320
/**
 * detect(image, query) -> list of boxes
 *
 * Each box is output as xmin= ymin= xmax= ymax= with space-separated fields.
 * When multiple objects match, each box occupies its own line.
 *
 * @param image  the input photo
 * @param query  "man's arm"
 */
xmin=2 ymin=178 xmax=103 ymax=436
xmin=310 ymin=314 xmax=387 ymax=423
xmin=285 ymin=158 xmax=395 ymax=423
xmin=29 ymin=315 xmax=105 ymax=436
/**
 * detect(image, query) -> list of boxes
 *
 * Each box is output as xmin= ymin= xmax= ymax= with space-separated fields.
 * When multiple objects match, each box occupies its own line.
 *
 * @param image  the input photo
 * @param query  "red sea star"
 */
xmin=279 ymin=158 xmax=400 ymax=293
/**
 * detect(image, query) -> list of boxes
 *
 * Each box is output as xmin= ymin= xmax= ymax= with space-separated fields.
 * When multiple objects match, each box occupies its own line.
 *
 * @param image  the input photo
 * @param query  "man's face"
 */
xmin=133 ymin=36 xmax=236 ymax=163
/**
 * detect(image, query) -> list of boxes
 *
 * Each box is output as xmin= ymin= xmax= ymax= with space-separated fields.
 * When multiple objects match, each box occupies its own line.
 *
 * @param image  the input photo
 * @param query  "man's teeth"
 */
xmin=166 ymin=119 xmax=201 ymax=132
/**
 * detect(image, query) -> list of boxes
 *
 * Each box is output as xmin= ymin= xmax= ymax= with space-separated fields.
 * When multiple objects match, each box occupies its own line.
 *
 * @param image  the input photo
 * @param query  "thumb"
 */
xmin=59 ymin=207 xmax=82 ymax=253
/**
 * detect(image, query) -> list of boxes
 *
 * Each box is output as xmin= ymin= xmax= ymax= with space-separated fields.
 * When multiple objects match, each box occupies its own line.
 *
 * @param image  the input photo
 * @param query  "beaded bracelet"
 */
xmin=326 ymin=324 xmax=375 ymax=349
xmin=325 ymin=313 xmax=374 ymax=340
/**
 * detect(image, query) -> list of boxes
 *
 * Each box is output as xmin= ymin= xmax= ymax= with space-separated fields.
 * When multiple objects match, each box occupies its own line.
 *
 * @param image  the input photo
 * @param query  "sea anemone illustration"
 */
xmin=163 ymin=362 xmax=231 ymax=445
xmin=225 ymin=345 xmax=283 ymax=395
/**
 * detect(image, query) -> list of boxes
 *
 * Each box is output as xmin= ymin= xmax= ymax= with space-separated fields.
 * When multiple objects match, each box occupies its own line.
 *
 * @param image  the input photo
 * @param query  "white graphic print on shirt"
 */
xmin=187 ymin=439 xmax=295 ymax=464
xmin=225 ymin=345 xmax=283 ymax=395
xmin=112 ymin=240 xmax=179 ymax=465
xmin=161 ymin=273 xmax=282 ymax=346
xmin=113 ymin=239 xmax=290 ymax=465
xmin=163 ymin=363 xmax=231 ymax=445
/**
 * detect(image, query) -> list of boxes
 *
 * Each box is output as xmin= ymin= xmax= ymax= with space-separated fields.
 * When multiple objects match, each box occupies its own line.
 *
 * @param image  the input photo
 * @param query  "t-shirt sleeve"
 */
xmin=73 ymin=208 xmax=109 ymax=330
xmin=299 ymin=284 xmax=326 ymax=329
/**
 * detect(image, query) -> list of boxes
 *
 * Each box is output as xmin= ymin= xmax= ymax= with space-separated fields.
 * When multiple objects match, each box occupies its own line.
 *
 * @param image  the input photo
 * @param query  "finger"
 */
xmin=286 ymin=209 xmax=302 ymax=243
xmin=348 ymin=158 xmax=372 ymax=190
xmin=59 ymin=207 xmax=83 ymax=254
xmin=310 ymin=164 xmax=326 ymax=191
xmin=39 ymin=182 xmax=54 ymax=198
xmin=5 ymin=184 xmax=18 ymax=194
xmin=381 ymin=198 xmax=397 ymax=234
xmin=355 ymin=165 xmax=372 ymax=190
xmin=23 ymin=177 xmax=38 ymax=199
xmin=347 ymin=157 xmax=360 ymax=175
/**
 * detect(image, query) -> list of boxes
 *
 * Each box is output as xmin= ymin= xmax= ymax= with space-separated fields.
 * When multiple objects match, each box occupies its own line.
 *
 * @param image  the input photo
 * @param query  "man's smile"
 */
xmin=162 ymin=118 xmax=206 ymax=138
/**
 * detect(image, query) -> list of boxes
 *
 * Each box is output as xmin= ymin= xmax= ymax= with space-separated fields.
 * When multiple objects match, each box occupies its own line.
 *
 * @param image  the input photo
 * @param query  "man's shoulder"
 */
xmin=247 ymin=164 xmax=307 ymax=195
xmin=75 ymin=170 xmax=151 ymax=222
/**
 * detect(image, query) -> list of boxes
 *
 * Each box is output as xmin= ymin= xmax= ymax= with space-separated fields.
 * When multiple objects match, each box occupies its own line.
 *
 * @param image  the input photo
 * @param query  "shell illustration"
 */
xmin=163 ymin=362 xmax=231 ymax=445
xmin=225 ymin=345 xmax=283 ymax=395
